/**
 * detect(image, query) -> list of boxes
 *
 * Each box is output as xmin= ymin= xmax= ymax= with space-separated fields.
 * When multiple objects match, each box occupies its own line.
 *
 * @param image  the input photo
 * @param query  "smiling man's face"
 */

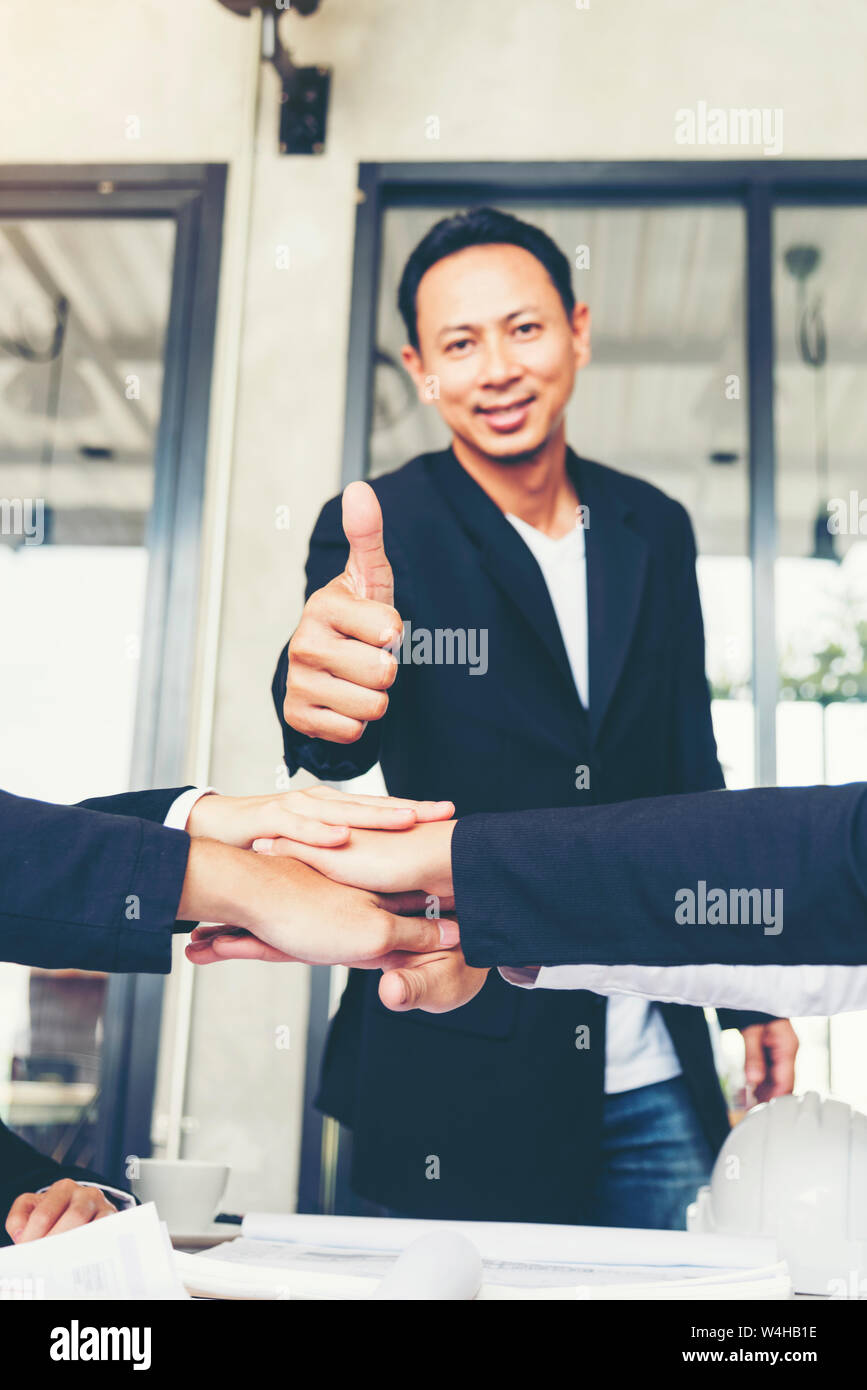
xmin=402 ymin=242 xmax=590 ymax=466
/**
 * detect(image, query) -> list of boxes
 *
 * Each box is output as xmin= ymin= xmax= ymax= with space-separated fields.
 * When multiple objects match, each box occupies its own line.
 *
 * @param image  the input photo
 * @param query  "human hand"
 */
xmin=6 ymin=1180 xmax=117 ymax=1243
xmin=283 ymin=481 xmax=402 ymax=745
xmin=189 ymin=915 xmax=485 ymax=1016
xmin=379 ymin=946 xmax=488 ymax=1014
xmin=181 ymin=843 xmax=458 ymax=968
xmin=742 ymin=1018 xmax=799 ymax=1104
xmin=186 ymin=784 xmax=454 ymax=849
xmin=251 ymin=818 xmax=457 ymax=902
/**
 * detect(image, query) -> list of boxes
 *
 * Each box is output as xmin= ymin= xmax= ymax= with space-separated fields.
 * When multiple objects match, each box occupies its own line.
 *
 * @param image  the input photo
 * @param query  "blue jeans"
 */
xmin=588 ymin=1075 xmax=714 ymax=1231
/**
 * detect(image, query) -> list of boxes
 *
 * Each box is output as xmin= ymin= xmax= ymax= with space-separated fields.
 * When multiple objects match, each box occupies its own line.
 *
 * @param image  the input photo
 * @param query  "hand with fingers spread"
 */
xmin=283 ymin=481 xmax=403 ymax=745
xmin=6 ymin=1179 xmax=117 ymax=1244
xmin=186 ymin=784 xmax=454 ymax=850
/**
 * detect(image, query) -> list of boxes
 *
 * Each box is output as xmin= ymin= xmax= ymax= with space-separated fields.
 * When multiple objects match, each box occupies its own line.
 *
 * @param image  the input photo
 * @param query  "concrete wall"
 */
xmin=3 ymin=0 xmax=866 ymax=1210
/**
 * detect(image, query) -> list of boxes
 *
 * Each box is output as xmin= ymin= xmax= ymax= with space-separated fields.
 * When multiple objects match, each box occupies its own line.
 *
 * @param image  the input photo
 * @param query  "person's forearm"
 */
xmin=452 ymin=784 xmax=867 ymax=969
xmin=180 ymin=836 xmax=457 ymax=969
xmin=410 ymin=820 xmax=455 ymax=900
xmin=0 ymin=790 xmax=189 ymax=973
xmin=517 ymin=959 xmax=867 ymax=1017
xmin=177 ymin=838 xmax=290 ymax=933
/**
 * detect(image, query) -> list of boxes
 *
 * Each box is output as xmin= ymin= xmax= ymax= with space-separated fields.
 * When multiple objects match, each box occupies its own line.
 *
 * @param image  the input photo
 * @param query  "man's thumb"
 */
xmin=379 ymin=964 xmax=428 ymax=1012
xmin=342 ymin=480 xmax=393 ymax=604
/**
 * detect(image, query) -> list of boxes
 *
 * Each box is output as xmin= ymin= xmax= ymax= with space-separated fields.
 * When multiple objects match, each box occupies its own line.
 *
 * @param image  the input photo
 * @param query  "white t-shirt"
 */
xmin=506 ymin=512 xmax=683 ymax=1095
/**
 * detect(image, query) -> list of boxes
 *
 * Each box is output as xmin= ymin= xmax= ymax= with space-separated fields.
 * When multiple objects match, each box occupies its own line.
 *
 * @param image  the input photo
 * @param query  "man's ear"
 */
xmin=400 ymin=344 xmax=428 ymax=401
xmin=572 ymin=303 xmax=592 ymax=370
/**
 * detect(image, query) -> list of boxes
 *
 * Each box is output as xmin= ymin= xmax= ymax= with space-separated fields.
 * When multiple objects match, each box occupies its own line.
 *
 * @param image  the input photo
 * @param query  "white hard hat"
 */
xmin=688 ymin=1091 xmax=867 ymax=1297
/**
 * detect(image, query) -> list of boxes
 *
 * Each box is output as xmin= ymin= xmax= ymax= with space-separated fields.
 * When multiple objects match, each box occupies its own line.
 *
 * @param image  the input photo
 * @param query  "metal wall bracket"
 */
xmin=263 ymin=5 xmax=331 ymax=155
xmin=216 ymin=1 xmax=331 ymax=153
xmin=277 ymin=63 xmax=331 ymax=154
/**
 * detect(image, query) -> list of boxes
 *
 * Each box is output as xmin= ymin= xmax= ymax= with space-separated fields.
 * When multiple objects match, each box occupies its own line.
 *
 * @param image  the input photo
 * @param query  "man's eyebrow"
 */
xmin=435 ymin=306 xmax=543 ymax=341
xmin=436 ymin=321 xmax=477 ymax=340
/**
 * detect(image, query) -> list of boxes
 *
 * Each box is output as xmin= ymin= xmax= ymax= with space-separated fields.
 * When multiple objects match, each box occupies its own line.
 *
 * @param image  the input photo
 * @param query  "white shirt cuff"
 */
xmin=163 ymin=787 xmax=216 ymax=831
xmin=36 ymin=1181 xmax=135 ymax=1211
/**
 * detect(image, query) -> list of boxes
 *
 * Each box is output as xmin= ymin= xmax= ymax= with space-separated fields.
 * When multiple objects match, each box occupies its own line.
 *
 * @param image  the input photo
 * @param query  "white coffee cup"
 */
xmin=131 ymin=1159 xmax=230 ymax=1233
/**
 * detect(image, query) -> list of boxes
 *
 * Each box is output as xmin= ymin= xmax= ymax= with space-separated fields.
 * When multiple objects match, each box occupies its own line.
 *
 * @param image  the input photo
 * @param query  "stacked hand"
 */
xmin=186 ymin=815 xmax=487 ymax=1012
xmin=187 ymin=816 xmax=487 ymax=1013
xmin=186 ymin=783 xmax=454 ymax=849
xmin=179 ymin=788 xmax=461 ymax=969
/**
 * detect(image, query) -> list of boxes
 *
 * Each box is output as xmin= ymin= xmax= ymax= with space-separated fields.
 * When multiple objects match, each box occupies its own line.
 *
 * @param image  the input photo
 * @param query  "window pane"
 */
xmin=773 ymin=205 xmax=867 ymax=1097
xmin=0 ymin=217 xmax=175 ymax=1168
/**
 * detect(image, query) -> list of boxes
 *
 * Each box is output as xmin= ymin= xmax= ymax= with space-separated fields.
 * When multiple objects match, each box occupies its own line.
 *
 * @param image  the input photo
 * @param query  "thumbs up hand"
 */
xmin=283 ymin=482 xmax=403 ymax=745
xmin=342 ymin=479 xmax=394 ymax=605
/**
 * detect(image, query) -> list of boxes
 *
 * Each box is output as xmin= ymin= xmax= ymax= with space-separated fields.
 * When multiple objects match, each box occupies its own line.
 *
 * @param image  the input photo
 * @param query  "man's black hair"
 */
xmin=397 ymin=207 xmax=576 ymax=350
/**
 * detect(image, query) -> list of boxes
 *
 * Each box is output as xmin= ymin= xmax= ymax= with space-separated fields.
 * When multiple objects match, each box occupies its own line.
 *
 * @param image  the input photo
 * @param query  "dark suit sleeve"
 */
xmin=454 ymin=784 xmax=867 ymax=969
xmin=272 ymin=494 xmax=392 ymax=780
xmin=0 ymin=1120 xmax=132 ymax=1247
xmin=666 ymin=505 xmax=773 ymax=1030
xmin=0 ymin=790 xmax=190 ymax=974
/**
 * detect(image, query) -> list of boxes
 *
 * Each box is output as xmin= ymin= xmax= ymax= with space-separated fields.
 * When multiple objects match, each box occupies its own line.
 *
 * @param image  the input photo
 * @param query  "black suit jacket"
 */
xmin=274 ymin=446 xmax=767 ymax=1222
xmin=0 ymin=786 xmax=192 ymax=1245
xmin=0 ymin=787 xmax=192 ymax=974
xmin=454 ymin=783 xmax=867 ymax=967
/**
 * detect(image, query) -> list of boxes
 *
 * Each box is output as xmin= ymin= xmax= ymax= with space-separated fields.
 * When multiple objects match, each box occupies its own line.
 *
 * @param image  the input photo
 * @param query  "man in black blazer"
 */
xmin=272 ymin=207 xmax=794 ymax=1226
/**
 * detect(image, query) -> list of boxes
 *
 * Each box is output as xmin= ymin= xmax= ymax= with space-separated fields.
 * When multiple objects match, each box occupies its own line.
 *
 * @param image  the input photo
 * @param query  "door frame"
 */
xmin=0 ymin=163 xmax=227 ymax=1183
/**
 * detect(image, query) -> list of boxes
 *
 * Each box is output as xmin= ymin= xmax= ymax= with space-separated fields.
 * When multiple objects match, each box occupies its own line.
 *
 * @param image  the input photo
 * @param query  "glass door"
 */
xmin=0 ymin=165 xmax=225 ymax=1185
xmin=0 ymin=216 xmax=174 ymax=1173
